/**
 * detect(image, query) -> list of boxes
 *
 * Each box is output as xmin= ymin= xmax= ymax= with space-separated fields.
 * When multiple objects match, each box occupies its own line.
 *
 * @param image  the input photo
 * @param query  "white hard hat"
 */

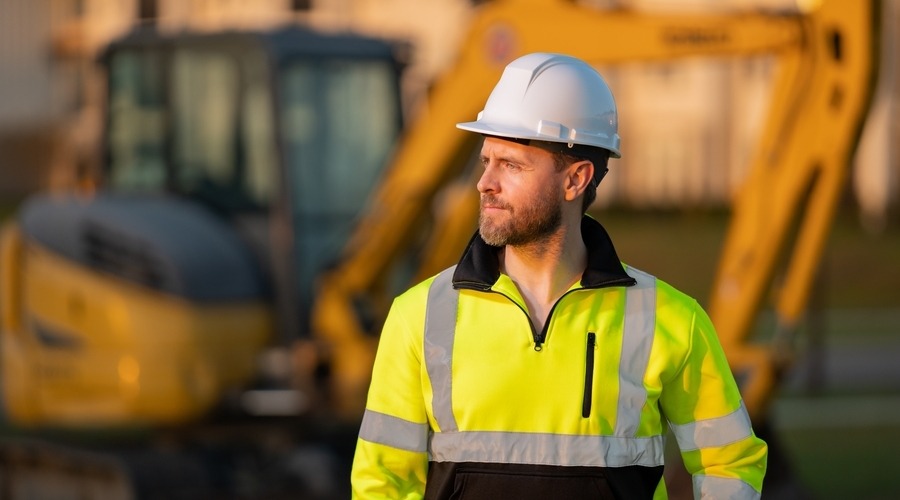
xmin=457 ymin=52 xmax=621 ymax=158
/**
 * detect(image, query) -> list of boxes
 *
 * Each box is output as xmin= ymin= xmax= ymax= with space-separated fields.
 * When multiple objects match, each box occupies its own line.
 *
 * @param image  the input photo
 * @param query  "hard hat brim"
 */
xmin=456 ymin=120 xmax=621 ymax=159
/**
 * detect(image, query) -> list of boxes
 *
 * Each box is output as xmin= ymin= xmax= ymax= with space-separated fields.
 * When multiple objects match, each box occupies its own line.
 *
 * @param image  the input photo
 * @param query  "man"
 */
xmin=351 ymin=52 xmax=767 ymax=499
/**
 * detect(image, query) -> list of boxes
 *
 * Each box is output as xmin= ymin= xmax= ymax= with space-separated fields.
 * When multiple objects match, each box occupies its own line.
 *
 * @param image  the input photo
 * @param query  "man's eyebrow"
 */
xmin=481 ymin=153 xmax=527 ymax=165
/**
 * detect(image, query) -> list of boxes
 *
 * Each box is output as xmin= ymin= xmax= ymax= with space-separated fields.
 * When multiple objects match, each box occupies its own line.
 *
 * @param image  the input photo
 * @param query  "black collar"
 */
xmin=451 ymin=216 xmax=637 ymax=290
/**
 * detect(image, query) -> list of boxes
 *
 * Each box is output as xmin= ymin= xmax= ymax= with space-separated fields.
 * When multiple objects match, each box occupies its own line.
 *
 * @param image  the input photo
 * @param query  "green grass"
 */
xmin=0 ymin=201 xmax=19 ymax=222
xmin=596 ymin=209 xmax=726 ymax=303
xmin=594 ymin=207 xmax=900 ymax=310
xmin=779 ymin=424 xmax=900 ymax=499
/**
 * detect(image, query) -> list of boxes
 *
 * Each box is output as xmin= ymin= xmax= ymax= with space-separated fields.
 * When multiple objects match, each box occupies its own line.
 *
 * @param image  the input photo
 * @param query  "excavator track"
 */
xmin=0 ymin=438 xmax=134 ymax=500
xmin=0 ymin=419 xmax=356 ymax=499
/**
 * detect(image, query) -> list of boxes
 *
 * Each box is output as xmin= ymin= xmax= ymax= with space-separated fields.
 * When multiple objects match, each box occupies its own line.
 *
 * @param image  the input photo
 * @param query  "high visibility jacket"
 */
xmin=352 ymin=216 xmax=767 ymax=499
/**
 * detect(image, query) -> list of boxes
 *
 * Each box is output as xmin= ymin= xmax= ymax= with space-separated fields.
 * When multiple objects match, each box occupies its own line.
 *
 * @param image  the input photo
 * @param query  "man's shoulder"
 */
xmin=394 ymin=265 xmax=457 ymax=305
xmin=623 ymin=264 xmax=700 ymax=310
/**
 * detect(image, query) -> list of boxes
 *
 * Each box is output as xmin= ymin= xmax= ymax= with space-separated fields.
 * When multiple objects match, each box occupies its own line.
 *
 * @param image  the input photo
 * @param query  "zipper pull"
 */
xmin=534 ymin=324 xmax=546 ymax=351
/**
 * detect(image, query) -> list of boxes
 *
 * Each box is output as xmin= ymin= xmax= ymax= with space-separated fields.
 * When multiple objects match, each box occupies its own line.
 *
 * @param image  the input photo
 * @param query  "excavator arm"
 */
xmin=708 ymin=1 xmax=879 ymax=421
xmin=312 ymin=0 xmax=879 ymax=420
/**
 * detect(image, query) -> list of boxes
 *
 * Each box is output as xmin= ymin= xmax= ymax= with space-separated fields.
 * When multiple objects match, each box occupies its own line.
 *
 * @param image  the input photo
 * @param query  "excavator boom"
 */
xmin=314 ymin=0 xmax=879 ymax=420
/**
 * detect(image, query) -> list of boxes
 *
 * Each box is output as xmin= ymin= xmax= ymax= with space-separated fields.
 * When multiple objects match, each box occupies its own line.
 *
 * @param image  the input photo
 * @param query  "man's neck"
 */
xmin=501 ymin=219 xmax=587 ymax=330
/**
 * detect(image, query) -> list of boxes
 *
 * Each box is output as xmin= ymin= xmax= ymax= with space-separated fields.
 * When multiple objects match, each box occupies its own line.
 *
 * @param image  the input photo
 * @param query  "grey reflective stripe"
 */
xmin=429 ymin=431 xmax=665 ymax=467
xmin=615 ymin=267 xmax=657 ymax=437
xmin=424 ymin=266 xmax=459 ymax=432
xmin=670 ymin=401 xmax=754 ymax=451
xmin=693 ymin=475 xmax=761 ymax=499
xmin=359 ymin=409 xmax=429 ymax=453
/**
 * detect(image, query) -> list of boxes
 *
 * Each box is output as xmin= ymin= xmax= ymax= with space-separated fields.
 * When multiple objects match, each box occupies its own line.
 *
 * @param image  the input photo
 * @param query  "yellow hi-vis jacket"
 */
xmin=352 ymin=217 xmax=767 ymax=499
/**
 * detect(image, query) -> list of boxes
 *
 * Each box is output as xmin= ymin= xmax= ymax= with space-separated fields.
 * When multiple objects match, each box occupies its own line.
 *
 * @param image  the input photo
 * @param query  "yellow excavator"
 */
xmin=313 ymin=0 xmax=880 ymax=425
xmin=0 ymin=25 xmax=407 ymax=498
xmin=0 ymin=0 xmax=879 ymax=497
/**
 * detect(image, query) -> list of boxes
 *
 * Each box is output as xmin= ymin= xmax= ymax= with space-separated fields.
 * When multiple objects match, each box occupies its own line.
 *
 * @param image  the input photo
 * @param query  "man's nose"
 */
xmin=477 ymin=165 xmax=498 ymax=194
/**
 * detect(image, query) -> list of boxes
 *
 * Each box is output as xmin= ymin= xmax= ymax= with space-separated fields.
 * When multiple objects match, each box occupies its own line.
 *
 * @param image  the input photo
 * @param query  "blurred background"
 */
xmin=0 ymin=0 xmax=897 ymax=498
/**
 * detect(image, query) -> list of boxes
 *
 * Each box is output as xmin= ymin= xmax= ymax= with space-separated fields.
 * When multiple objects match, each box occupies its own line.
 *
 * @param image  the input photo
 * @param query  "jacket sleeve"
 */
xmin=659 ymin=300 xmax=768 ymax=499
xmin=351 ymin=295 xmax=430 ymax=499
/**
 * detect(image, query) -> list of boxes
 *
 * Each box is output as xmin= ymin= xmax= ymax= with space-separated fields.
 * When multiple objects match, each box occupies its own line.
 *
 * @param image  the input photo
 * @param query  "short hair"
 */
xmin=486 ymin=135 xmax=611 ymax=213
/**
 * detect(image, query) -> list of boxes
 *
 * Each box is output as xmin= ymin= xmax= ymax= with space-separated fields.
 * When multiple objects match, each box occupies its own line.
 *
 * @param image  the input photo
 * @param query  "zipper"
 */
xmin=461 ymin=288 xmax=541 ymax=349
xmin=533 ymin=289 xmax=583 ymax=351
xmin=454 ymin=284 xmax=611 ymax=352
xmin=582 ymin=331 xmax=596 ymax=418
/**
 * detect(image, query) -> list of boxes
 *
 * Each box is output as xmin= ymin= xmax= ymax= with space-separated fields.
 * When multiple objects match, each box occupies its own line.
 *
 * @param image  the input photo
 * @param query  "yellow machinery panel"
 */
xmin=1 ymin=225 xmax=272 ymax=427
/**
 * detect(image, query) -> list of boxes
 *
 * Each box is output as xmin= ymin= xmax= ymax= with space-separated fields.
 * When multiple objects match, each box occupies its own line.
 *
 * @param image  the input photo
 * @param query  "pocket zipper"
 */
xmin=582 ymin=331 xmax=596 ymax=418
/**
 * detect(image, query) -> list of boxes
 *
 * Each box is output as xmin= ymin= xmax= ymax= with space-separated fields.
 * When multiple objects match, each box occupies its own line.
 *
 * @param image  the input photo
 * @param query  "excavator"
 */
xmin=0 ymin=0 xmax=879 ymax=498
xmin=314 ymin=0 xmax=881 ymax=425
xmin=0 ymin=25 xmax=407 ymax=498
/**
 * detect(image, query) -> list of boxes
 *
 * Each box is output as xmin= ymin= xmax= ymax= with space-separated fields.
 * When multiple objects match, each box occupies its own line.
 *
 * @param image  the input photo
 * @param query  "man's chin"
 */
xmin=478 ymin=226 xmax=507 ymax=247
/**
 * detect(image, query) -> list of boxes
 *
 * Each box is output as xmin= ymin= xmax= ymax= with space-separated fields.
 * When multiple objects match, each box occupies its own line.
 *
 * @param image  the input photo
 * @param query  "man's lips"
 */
xmin=480 ymin=196 xmax=508 ymax=211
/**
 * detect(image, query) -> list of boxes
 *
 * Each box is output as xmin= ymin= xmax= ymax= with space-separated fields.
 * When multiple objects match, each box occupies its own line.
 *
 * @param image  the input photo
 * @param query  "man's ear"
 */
xmin=564 ymin=160 xmax=594 ymax=202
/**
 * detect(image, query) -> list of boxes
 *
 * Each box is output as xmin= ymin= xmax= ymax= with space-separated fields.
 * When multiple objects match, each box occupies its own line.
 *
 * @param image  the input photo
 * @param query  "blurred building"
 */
xmin=0 ymin=0 xmax=897 ymax=220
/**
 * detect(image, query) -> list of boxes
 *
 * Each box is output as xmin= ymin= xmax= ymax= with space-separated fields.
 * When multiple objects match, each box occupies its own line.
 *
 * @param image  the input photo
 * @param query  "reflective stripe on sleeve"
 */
xmin=424 ymin=266 xmax=459 ymax=432
xmin=616 ymin=267 xmax=657 ymax=437
xmin=669 ymin=401 xmax=753 ymax=451
xmin=359 ymin=409 xmax=429 ymax=453
xmin=693 ymin=474 xmax=761 ymax=499
xmin=429 ymin=431 xmax=665 ymax=467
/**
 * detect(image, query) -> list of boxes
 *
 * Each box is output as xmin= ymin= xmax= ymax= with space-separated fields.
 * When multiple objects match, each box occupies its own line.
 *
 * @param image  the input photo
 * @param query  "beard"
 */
xmin=478 ymin=190 xmax=563 ymax=247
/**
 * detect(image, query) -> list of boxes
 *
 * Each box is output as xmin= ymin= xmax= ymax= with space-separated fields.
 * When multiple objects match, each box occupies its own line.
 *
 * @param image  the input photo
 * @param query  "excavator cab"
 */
xmin=0 ymin=26 xmax=405 ymax=427
xmin=100 ymin=27 xmax=404 ymax=348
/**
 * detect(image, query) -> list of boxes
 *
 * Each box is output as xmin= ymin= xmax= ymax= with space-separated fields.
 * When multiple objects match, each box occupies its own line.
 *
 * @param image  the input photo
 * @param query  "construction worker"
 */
xmin=351 ymin=52 xmax=767 ymax=499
